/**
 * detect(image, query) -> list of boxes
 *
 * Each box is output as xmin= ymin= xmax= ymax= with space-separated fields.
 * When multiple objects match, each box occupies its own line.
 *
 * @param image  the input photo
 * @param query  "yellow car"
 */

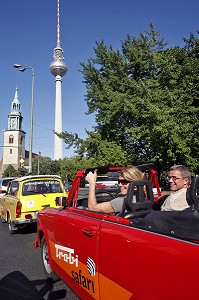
xmin=0 ymin=175 xmax=67 ymax=233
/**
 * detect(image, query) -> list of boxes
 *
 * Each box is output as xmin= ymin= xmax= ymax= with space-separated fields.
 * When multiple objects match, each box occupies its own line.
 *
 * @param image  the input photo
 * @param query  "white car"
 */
xmin=85 ymin=175 xmax=119 ymax=188
xmin=0 ymin=177 xmax=15 ymax=194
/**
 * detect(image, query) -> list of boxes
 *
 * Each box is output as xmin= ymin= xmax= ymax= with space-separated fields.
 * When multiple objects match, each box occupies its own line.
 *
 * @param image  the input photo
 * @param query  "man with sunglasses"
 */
xmin=85 ymin=165 xmax=144 ymax=213
xmin=161 ymin=165 xmax=191 ymax=211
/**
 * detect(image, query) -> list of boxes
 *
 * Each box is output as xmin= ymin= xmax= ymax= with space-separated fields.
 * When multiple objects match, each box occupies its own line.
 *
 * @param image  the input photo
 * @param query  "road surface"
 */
xmin=0 ymin=221 xmax=79 ymax=300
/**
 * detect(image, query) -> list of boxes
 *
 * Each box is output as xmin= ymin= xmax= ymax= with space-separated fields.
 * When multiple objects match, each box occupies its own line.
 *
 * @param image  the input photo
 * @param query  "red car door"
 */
xmin=97 ymin=216 xmax=199 ymax=300
xmin=49 ymin=208 xmax=103 ymax=300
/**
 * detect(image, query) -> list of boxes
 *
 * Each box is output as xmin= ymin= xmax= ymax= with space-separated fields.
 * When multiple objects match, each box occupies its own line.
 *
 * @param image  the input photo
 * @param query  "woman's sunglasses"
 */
xmin=118 ymin=179 xmax=130 ymax=185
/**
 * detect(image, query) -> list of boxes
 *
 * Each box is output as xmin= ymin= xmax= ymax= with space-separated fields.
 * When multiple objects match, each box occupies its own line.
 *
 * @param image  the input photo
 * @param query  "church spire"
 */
xmin=11 ymin=86 xmax=21 ymax=112
xmin=8 ymin=87 xmax=23 ymax=131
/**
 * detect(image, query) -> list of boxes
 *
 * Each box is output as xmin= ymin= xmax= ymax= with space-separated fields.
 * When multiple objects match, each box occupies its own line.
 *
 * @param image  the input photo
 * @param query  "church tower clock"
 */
xmin=2 ymin=87 xmax=26 ymax=172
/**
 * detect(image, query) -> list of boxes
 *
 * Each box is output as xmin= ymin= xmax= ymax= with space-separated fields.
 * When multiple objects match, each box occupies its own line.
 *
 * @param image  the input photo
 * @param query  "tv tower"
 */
xmin=50 ymin=0 xmax=67 ymax=160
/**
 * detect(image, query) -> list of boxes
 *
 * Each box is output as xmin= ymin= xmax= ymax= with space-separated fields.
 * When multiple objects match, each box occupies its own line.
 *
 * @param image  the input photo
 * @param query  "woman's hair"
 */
xmin=120 ymin=165 xmax=144 ymax=182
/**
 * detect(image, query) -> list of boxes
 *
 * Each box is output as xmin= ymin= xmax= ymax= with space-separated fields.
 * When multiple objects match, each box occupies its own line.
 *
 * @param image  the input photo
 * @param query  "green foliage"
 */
xmin=31 ymin=155 xmax=94 ymax=182
xmin=59 ymin=23 xmax=199 ymax=174
xmin=9 ymin=25 xmax=195 ymax=182
xmin=2 ymin=165 xmax=18 ymax=177
xmin=60 ymin=156 xmax=96 ymax=182
xmin=32 ymin=156 xmax=60 ymax=176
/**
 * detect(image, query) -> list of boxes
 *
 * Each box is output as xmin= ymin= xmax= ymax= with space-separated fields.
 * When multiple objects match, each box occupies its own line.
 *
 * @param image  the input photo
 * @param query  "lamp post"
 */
xmin=13 ymin=64 xmax=35 ymax=174
xmin=38 ymin=151 xmax=41 ymax=175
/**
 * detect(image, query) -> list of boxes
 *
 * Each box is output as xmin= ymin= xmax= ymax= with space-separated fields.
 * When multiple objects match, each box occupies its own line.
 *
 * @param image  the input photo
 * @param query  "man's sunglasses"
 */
xmin=118 ymin=179 xmax=130 ymax=185
xmin=167 ymin=176 xmax=182 ymax=181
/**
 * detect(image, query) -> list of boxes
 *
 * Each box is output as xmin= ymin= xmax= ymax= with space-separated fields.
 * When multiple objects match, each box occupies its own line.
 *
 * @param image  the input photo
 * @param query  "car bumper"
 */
xmin=12 ymin=218 xmax=37 ymax=225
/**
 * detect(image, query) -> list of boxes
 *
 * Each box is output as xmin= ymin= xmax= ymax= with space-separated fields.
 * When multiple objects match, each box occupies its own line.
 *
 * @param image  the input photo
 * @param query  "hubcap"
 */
xmin=43 ymin=243 xmax=52 ymax=274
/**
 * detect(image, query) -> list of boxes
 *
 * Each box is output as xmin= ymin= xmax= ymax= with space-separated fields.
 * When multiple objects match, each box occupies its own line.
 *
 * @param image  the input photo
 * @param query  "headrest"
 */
xmin=119 ymin=180 xmax=154 ymax=217
xmin=189 ymin=176 xmax=199 ymax=207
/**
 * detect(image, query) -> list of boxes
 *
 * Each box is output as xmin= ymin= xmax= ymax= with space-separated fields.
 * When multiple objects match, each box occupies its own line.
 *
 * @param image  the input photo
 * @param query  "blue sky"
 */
xmin=0 ymin=0 xmax=198 ymax=159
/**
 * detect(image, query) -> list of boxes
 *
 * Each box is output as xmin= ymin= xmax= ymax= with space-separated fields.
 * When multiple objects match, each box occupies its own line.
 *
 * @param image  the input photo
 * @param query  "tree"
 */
xmin=59 ymin=23 xmax=199 ymax=173
xmin=32 ymin=157 xmax=60 ymax=176
xmin=60 ymin=156 xmax=96 ymax=182
xmin=2 ymin=165 xmax=18 ymax=177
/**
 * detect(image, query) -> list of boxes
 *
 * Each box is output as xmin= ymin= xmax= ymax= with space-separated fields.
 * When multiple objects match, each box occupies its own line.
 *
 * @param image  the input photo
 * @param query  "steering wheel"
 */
xmin=76 ymin=189 xmax=119 ymax=211
xmin=96 ymin=190 xmax=117 ymax=197
xmin=95 ymin=189 xmax=119 ymax=204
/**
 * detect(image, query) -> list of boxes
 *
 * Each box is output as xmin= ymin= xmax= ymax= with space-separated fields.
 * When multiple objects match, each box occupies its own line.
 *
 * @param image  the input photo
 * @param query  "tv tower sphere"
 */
xmin=50 ymin=46 xmax=67 ymax=77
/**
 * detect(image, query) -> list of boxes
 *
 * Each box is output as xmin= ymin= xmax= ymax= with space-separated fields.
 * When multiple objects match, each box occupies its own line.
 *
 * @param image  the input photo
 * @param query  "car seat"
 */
xmin=118 ymin=180 xmax=154 ymax=218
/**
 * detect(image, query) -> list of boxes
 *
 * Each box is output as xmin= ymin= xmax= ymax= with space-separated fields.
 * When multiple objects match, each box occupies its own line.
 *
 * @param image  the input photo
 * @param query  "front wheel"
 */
xmin=41 ymin=237 xmax=59 ymax=281
xmin=1 ymin=215 xmax=6 ymax=223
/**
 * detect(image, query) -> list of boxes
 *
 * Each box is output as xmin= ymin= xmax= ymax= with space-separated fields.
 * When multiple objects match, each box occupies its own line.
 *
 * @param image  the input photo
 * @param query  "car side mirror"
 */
xmin=55 ymin=196 xmax=68 ymax=208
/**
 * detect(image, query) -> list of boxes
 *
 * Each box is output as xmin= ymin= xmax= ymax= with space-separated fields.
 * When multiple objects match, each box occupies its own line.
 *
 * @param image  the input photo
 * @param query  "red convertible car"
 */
xmin=34 ymin=164 xmax=199 ymax=300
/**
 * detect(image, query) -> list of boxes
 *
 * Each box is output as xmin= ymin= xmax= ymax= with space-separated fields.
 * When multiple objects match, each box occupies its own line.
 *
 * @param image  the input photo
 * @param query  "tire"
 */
xmin=1 ymin=215 xmax=6 ymax=223
xmin=41 ymin=236 xmax=59 ymax=281
xmin=7 ymin=214 xmax=17 ymax=234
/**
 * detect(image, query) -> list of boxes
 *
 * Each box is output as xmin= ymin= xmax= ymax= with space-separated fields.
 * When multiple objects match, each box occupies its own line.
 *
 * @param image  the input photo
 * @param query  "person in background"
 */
xmin=161 ymin=165 xmax=191 ymax=211
xmin=85 ymin=165 xmax=144 ymax=214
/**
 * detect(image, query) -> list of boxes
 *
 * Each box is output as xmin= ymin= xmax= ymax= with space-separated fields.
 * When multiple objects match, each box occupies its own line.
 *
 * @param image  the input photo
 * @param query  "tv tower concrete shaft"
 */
xmin=50 ymin=0 xmax=67 ymax=160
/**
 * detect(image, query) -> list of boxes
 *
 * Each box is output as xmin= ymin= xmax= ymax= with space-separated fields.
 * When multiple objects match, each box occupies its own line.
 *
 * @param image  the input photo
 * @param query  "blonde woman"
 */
xmin=85 ymin=165 xmax=144 ymax=213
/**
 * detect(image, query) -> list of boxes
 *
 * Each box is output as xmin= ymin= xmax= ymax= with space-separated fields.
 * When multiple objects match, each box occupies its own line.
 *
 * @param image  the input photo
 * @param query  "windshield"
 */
xmin=22 ymin=180 xmax=63 ymax=196
xmin=9 ymin=181 xmax=19 ymax=195
xmin=2 ymin=178 xmax=14 ymax=186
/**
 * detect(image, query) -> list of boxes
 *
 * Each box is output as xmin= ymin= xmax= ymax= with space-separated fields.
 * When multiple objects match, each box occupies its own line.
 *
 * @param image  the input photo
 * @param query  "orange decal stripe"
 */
xmin=99 ymin=273 xmax=133 ymax=299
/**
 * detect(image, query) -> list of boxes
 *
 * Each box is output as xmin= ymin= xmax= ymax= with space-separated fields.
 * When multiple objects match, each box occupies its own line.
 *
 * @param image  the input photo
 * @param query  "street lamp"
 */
xmin=13 ymin=63 xmax=35 ymax=174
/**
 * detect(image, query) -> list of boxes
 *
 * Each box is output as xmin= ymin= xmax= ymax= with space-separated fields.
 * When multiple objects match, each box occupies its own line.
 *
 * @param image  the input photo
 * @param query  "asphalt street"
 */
xmin=0 ymin=221 xmax=79 ymax=300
